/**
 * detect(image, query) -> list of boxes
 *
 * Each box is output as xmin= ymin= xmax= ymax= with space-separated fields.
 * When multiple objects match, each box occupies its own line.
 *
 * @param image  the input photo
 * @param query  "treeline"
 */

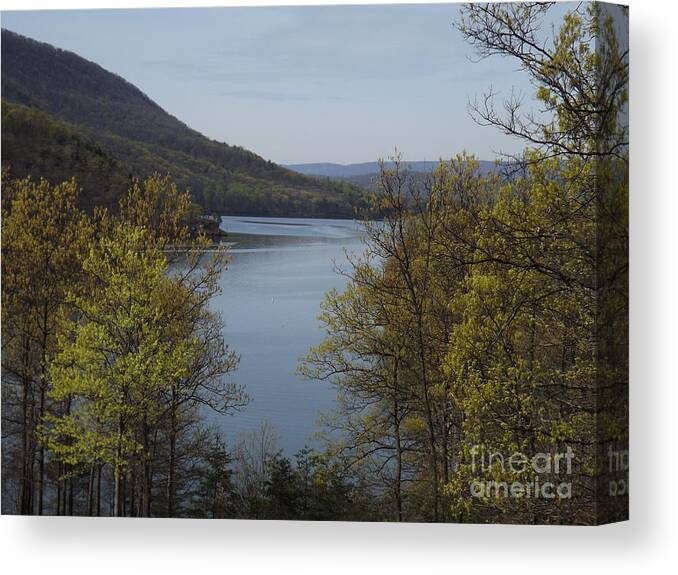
xmin=198 ymin=424 xmax=377 ymax=521
xmin=1 ymin=29 xmax=367 ymax=218
xmin=1 ymin=173 xmax=244 ymax=516
xmin=301 ymin=3 xmax=628 ymax=524
xmin=0 ymin=98 xmax=365 ymax=219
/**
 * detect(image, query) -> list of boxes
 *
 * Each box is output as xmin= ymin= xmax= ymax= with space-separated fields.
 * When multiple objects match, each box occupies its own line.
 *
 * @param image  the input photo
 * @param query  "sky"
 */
xmin=1 ymin=4 xmax=540 ymax=164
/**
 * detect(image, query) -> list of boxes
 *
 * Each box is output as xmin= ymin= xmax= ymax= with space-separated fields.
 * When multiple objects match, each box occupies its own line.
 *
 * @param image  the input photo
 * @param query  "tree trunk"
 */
xmin=129 ymin=466 xmax=136 ymax=517
xmin=37 ymin=303 xmax=49 ymax=516
xmin=37 ymin=384 xmax=45 ymax=515
xmin=87 ymin=464 xmax=95 ymax=516
xmin=56 ymin=462 xmax=63 ymax=516
xmin=141 ymin=417 xmax=152 ymax=517
xmin=392 ymin=358 xmax=403 ymax=522
xmin=96 ymin=464 xmax=102 ymax=517
xmin=415 ymin=310 xmax=440 ymax=522
xmin=19 ymin=334 xmax=34 ymax=515
xmin=67 ymin=475 xmax=74 ymax=515
xmin=114 ymin=415 xmax=125 ymax=517
xmin=167 ymin=389 xmax=177 ymax=518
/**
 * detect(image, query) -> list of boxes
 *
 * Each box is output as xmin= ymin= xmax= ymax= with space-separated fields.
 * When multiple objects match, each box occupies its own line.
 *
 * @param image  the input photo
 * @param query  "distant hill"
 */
xmin=287 ymin=161 xmax=441 ymax=177
xmin=1 ymin=29 xmax=365 ymax=217
xmin=287 ymin=160 xmax=498 ymax=189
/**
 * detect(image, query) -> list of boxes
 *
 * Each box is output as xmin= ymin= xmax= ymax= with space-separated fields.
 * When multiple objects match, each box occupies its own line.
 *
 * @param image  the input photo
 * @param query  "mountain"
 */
xmin=0 ymin=29 xmax=364 ymax=217
xmin=286 ymin=160 xmax=498 ymax=189
xmin=286 ymin=161 xmax=442 ymax=177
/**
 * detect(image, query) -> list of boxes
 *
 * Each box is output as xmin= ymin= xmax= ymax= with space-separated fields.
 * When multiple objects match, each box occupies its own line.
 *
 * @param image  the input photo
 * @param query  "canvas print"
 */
xmin=0 ymin=2 xmax=628 ymax=524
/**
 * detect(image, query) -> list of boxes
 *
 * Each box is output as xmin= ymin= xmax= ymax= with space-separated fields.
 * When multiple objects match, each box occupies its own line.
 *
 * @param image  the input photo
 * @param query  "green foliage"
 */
xmin=2 ymin=172 xmax=245 ymax=516
xmin=43 ymin=224 xmax=188 ymax=469
xmin=1 ymin=101 xmax=129 ymax=210
xmin=302 ymin=3 xmax=628 ymax=524
xmin=1 ymin=29 xmax=366 ymax=218
xmin=1 ymin=173 xmax=93 ymax=513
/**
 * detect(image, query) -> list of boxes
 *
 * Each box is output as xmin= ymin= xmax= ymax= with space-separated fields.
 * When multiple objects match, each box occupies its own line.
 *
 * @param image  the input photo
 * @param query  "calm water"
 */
xmin=209 ymin=216 xmax=364 ymax=453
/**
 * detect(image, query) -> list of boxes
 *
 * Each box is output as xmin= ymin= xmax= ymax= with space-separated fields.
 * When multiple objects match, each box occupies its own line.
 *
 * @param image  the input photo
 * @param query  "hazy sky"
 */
xmin=2 ymin=4 xmax=539 ymax=164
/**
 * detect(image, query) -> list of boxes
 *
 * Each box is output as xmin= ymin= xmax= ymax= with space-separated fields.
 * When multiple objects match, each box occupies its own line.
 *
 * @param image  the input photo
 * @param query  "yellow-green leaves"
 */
xmin=3 ymin=173 xmax=243 ymax=498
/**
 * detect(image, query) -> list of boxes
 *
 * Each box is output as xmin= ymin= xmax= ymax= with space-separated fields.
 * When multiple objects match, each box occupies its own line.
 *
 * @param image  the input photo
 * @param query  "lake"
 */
xmin=209 ymin=216 xmax=365 ymax=454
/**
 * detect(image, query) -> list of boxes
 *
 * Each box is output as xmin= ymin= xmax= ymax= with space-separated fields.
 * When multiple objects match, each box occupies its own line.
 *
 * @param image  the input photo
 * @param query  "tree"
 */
xmin=1 ymin=174 xmax=92 ymax=514
xmin=302 ymin=2 xmax=627 ymax=524
xmin=448 ymin=1 xmax=628 ymax=523
xmin=230 ymin=420 xmax=280 ymax=519
xmin=40 ymin=174 xmax=245 ymax=517
xmin=302 ymin=156 xmax=468 ymax=522
xmin=301 ymin=277 xmax=414 ymax=521
xmin=43 ymin=223 xmax=182 ymax=515
xmin=456 ymin=2 xmax=628 ymax=161
xmin=119 ymin=173 xmax=247 ymax=516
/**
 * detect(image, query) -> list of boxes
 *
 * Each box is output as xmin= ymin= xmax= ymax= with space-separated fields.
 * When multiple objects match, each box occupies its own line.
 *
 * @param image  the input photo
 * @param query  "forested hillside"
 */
xmin=1 ymin=101 xmax=130 ymax=210
xmin=0 ymin=29 xmax=364 ymax=217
